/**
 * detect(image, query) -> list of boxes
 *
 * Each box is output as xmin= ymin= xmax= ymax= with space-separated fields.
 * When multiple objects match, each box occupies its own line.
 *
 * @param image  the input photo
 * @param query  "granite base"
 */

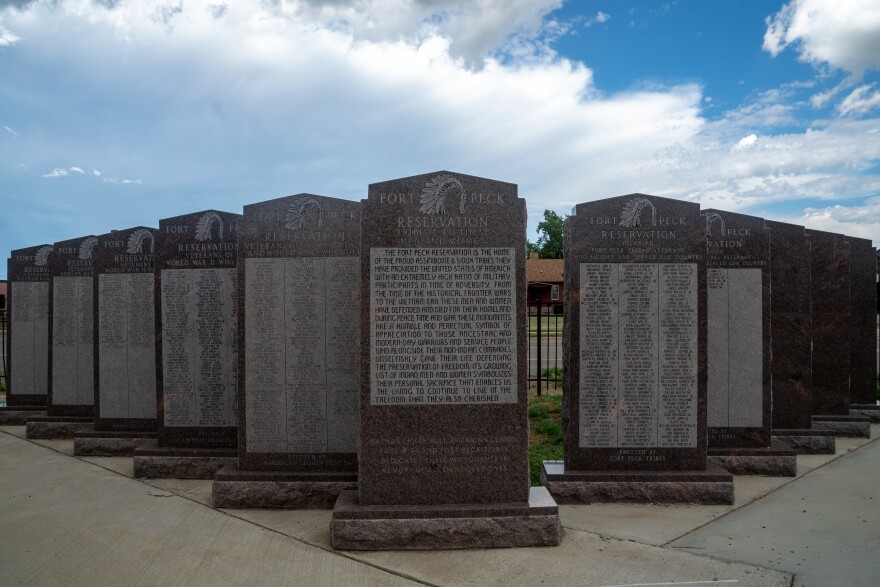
xmin=772 ymin=429 xmax=836 ymax=454
xmin=812 ymin=415 xmax=871 ymax=438
xmin=848 ymin=404 xmax=880 ymax=424
xmin=73 ymin=427 xmax=156 ymax=456
xmin=0 ymin=407 xmax=47 ymax=425
xmin=707 ymin=440 xmax=797 ymax=477
xmin=540 ymin=461 xmax=734 ymax=505
xmin=329 ymin=487 xmax=561 ymax=550
xmin=133 ymin=440 xmax=237 ymax=479
xmin=212 ymin=463 xmax=357 ymax=509
xmin=25 ymin=416 xmax=93 ymax=439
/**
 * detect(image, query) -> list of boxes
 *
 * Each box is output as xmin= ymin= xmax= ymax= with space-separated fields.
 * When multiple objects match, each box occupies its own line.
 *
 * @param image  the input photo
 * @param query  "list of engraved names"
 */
xmin=161 ymin=268 xmax=237 ymax=427
xmin=580 ymin=263 xmax=697 ymax=448
xmin=707 ymin=268 xmax=762 ymax=428
xmin=10 ymin=282 xmax=49 ymax=396
xmin=98 ymin=273 xmax=157 ymax=418
xmin=52 ymin=276 xmax=94 ymax=405
xmin=244 ymin=257 xmax=359 ymax=454
xmin=370 ymin=247 xmax=516 ymax=406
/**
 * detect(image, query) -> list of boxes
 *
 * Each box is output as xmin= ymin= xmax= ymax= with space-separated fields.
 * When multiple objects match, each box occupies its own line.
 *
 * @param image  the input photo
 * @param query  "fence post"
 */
xmin=535 ymin=298 xmax=542 ymax=396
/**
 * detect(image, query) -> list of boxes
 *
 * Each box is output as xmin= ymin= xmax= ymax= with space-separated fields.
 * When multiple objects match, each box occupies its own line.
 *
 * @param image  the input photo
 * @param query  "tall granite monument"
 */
xmin=329 ymin=171 xmax=560 ymax=550
xmin=766 ymin=221 xmax=834 ymax=454
xmin=133 ymin=210 xmax=241 ymax=479
xmin=846 ymin=236 xmax=878 ymax=422
xmin=807 ymin=230 xmax=870 ymax=438
xmin=542 ymin=194 xmax=733 ymax=504
xmin=26 ymin=236 xmax=98 ymax=438
xmin=73 ymin=227 xmax=159 ymax=455
xmin=703 ymin=210 xmax=795 ymax=476
xmin=212 ymin=194 xmax=361 ymax=508
xmin=0 ymin=245 xmax=52 ymax=424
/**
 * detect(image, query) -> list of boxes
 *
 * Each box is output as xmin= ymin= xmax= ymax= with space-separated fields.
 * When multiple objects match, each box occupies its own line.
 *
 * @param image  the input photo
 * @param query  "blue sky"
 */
xmin=1 ymin=0 xmax=879 ymax=277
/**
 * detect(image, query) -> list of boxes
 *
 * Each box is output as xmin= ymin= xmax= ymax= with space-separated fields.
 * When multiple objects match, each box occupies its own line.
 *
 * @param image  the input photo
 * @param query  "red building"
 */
xmin=526 ymin=252 xmax=563 ymax=308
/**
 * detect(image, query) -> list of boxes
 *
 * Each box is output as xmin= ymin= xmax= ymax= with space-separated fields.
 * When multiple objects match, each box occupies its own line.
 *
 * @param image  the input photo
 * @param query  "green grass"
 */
xmin=527 ymin=315 xmax=563 ymax=336
xmin=528 ymin=393 xmax=563 ymax=486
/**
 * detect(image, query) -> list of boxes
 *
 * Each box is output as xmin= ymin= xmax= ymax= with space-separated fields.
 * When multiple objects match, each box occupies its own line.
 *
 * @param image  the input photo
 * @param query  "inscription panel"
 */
xmin=98 ymin=272 xmax=156 ymax=419
xmin=52 ymin=275 xmax=94 ymax=405
xmin=161 ymin=268 xmax=237 ymax=427
xmin=10 ymin=281 xmax=49 ymax=397
xmin=579 ymin=263 xmax=697 ymax=448
xmin=244 ymin=257 xmax=359 ymax=453
xmin=707 ymin=268 xmax=762 ymax=428
xmin=370 ymin=247 xmax=516 ymax=406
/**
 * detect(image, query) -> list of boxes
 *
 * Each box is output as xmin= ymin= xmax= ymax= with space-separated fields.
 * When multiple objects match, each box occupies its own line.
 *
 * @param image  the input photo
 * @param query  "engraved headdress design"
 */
xmin=127 ymin=229 xmax=155 ymax=254
xmin=78 ymin=237 xmax=98 ymax=260
xmin=705 ymin=212 xmax=725 ymax=238
xmin=420 ymin=174 xmax=467 ymax=215
xmin=620 ymin=197 xmax=657 ymax=228
xmin=285 ymin=198 xmax=324 ymax=231
xmin=195 ymin=211 xmax=224 ymax=241
xmin=34 ymin=246 xmax=53 ymax=266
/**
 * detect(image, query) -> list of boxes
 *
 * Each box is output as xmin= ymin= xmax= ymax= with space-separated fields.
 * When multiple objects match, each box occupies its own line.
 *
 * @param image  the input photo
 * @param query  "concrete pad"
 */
xmin=349 ymin=527 xmax=790 ymax=587
xmin=558 ymin=428 xmax=878 ymax=546
xmin=0 ymin=432 xmax=421 ymax=587
xmin=671 ymin=435 xmax=880 ymax=587
xmin=80 ymin=455 xmax=136 ymax=477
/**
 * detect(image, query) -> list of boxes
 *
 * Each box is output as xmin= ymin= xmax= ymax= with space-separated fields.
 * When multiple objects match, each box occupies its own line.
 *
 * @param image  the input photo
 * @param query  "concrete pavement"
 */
xmin=1 ymin=424 xmax=877 ymax=586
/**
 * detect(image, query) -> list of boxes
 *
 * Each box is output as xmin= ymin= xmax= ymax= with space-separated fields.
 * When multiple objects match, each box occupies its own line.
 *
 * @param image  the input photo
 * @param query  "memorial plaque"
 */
xmin=6 ymin=245 xmax=52 ymax=407
xmin=845 ymin=236 xmax=878 ymax=406
xmin=238 ymin=194 xmax=360 ymax=471
xmin=704 ymin=210 xmax=770 ymax=448
xmin=155 ymin=210 xmax=241 ymax=449
xmin=565 ymin=194 xmax=707 ymax=471
xmin=807 ymin=229 xmax=850 ymax=416
xmin=358 ymin=171 xmax=528 ymax=506
xmin=766 ymin=220 xmax=812 ymax=431
xmin=93 ymin=227 xmax=158 ymax=432
xmin=47 ymin=235 xmax=97 ymax=417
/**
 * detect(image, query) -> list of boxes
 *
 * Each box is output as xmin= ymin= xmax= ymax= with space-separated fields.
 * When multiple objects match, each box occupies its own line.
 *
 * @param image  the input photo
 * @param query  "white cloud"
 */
xmin=0 ymin=25 xmax=20 ymax=47
xmin=42 ymin=168 xmax=69 ymax=178
xmin=102 ymin=177 xmax=142 ymax=185
xmin=733 ymin=133 xmax=758 ymax=150
xmin=838 ymin=83 xmax=880 ymax=116
xmin=3 ymin=125 xmax=19 ymax=137
xmin=764 ymin=0 xmax=880 ymax=75
xmin=69 ymin=166 xmax=85 ymax=174
xmin=796 ymin=196 xmax=880 ymax=240
xmin=586 ymin=11 xmax=610 ymax=26
xmin=1 ymin=0 xmax=879 ymax=244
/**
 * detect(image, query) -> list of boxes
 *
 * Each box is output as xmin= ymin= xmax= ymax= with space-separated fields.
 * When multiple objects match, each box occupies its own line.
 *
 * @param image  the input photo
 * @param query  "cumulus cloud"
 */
xmin=764 ymin=0 xmax=880 ymax=75
xmin=796 ymin=196 xmax=880 ymax=239
xmin=0 ymin=0 xmax=878 ymax=244
xmin=3 ymin=125 xmax=18 ymax=137
xmin=42 ymin=168 xmax=68 ymax=178
xmin=0 ymin=24 xmax=20 ymax=46
xmin=733 ymin=133 xmax=758 ymax=151
xmin=838 ymin=83 xmax=880 ymax=116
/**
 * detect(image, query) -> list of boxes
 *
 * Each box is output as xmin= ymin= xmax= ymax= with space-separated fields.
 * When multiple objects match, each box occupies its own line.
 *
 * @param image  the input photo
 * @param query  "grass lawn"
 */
xmin=528 ymin=392 xmax=563 ymax=486
xmin=527 ymin=315 xmax=563 ymax=336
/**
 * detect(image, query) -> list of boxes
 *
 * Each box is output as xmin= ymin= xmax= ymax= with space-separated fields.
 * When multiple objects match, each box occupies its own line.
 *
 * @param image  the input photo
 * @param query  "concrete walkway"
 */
xmin=1 ymin=425 xmax=877 ymax=586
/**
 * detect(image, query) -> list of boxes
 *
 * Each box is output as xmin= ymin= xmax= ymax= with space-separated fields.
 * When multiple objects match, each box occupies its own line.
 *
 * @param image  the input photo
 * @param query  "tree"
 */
xmin=532 ymin=210 xmax=565 ymax=259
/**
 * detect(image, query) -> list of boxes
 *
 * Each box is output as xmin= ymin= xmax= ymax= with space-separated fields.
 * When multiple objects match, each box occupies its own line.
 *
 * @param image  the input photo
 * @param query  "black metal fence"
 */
xmin=0 ymin=308 xmax=6 ymax=395
xmin=527 ymin=299 xmax=563 ymax=395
